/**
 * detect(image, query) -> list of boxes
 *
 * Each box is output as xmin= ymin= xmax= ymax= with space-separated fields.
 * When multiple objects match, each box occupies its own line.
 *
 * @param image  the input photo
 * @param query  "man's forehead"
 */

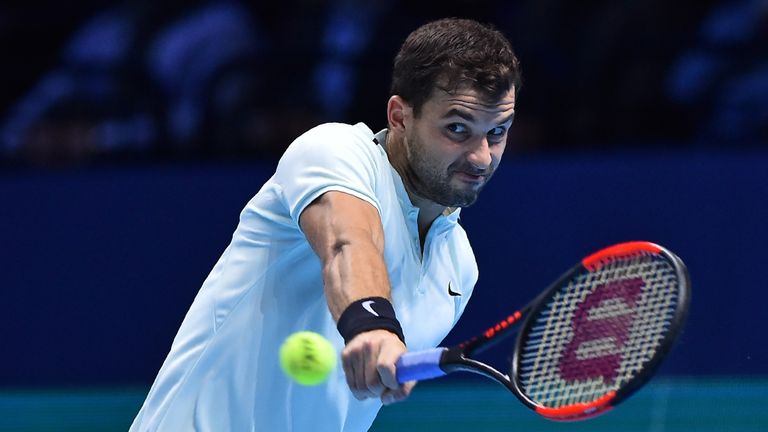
xmin=431 ymin=85 xmax=516 ymax=115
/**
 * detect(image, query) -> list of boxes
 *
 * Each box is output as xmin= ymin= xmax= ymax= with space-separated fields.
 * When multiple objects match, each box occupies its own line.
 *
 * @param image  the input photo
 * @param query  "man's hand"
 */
xmin=341 ymin=329 xmax=416 ymax=405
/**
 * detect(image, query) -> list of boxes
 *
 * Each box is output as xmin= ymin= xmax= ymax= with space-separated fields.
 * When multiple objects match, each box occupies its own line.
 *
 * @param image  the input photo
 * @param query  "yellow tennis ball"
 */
xmin=279 ymin=331 xmax=337 ymax=386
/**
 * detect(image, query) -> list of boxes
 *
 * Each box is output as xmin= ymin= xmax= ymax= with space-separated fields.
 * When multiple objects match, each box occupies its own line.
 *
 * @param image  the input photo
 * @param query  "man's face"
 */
xmin=402 ymin=85 xmax=516 ymax=207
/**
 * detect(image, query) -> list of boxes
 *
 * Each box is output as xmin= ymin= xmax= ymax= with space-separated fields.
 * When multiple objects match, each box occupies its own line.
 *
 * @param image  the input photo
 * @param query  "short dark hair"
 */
xmin=390 ymin=18 xmax=522 ymax=116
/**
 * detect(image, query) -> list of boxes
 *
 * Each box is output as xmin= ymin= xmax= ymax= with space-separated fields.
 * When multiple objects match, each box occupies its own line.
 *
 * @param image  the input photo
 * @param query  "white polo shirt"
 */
xmin=130 ymin=123 xmax=478 ymax=432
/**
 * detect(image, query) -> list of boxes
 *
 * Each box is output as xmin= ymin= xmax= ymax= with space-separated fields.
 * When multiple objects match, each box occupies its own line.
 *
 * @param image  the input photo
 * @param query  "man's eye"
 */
xmin=488 ymin=127 xmax=506 ymax=137
xmin=487 ymin=127 xmax=507 ymax=143
xmin=447 ymin=123 xmax=468 ymax=134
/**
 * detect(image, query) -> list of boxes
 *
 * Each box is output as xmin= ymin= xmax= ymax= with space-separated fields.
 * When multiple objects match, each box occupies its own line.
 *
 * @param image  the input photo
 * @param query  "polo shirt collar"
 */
xmin=374 ymin=128 xmax=463 ymax=229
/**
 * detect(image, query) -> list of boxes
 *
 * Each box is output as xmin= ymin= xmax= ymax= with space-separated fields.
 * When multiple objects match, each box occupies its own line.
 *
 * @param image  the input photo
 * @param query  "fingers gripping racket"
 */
xmin=396 ymin=241 xmax=690 ymax=421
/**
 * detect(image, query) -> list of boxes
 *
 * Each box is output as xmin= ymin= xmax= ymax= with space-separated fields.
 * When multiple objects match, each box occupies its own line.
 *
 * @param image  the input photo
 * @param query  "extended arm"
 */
xmin=300 ymin=191 xmax=414 ymax=404
xmin=301 ymin=191 xmax=391 ymax=319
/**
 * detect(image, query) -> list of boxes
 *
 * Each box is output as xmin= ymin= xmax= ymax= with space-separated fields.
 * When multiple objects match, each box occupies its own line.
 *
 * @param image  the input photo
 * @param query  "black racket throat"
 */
xmin=459 ymin=306 xmax=531 ymax=357
xmin=439 ymin=347 xmax=517 ymax=392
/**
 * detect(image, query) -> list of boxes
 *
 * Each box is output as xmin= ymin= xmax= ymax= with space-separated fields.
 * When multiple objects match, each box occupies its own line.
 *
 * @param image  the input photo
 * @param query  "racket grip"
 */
xmin=395 ymin=348 xmax=447 ymax=384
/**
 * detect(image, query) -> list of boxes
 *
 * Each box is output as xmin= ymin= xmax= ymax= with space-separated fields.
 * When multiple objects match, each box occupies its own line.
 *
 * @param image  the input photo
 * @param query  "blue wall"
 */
xmin=2 ymin=150 xmax=766 ymax=385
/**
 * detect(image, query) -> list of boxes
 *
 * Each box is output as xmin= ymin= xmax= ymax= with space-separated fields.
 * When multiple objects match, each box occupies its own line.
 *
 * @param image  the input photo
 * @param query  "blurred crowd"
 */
xmin=0 ymin=0 xmax=765 ymax=167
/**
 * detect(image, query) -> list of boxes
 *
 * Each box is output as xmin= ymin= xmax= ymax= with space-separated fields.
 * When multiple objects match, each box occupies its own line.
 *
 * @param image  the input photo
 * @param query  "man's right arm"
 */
xmin=300 ymin=190 xmax=415 ymax=405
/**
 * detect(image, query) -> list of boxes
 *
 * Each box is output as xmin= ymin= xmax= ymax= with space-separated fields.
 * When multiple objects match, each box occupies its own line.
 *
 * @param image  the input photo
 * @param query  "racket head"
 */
xmin=510 ymin=241 xmax=690 ymax=421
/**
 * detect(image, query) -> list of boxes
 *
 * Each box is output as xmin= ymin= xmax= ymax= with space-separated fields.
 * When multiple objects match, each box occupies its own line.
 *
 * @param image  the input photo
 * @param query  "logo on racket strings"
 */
xmin=558 ymin=277 xmax=644 ymax=384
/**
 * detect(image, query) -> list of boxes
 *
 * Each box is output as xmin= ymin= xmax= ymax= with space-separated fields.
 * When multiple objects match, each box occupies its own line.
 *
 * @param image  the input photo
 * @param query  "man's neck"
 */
xmin=384 ymin=130 xmax=446 ymax=238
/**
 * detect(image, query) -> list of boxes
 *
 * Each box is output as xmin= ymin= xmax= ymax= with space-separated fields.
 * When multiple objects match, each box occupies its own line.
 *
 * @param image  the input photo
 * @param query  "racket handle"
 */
xmin=395 ymin=348 xmax=447 ymax=384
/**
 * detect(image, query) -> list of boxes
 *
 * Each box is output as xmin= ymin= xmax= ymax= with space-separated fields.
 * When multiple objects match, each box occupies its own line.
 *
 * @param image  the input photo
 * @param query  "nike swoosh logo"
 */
xmin=448 ymin=282 xmax=461 ymax=297
xmin=362 ymin=300 xmax=379 ymax=316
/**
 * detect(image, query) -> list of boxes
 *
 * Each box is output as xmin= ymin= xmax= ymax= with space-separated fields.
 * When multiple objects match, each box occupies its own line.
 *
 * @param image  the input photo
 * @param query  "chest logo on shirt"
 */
xmin=362 ymin=300 xmax=380 ymax=316
xmin=447 ymin=281 xmax=461 ymax=297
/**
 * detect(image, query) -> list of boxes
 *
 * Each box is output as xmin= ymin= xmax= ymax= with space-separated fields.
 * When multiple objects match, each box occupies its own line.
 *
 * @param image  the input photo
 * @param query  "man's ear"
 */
xmin=387 ymin=96 xmax=411 ymax=132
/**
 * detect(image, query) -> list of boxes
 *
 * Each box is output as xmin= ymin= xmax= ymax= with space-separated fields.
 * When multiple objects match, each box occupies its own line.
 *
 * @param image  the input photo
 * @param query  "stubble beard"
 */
xmin=404 ymin=130 xmax=493 ymax=208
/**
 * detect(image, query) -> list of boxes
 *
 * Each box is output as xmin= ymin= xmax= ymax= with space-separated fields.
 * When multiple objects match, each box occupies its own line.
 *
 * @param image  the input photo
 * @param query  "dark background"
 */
xmin=1 ymin=0 xmax=766 ymax=386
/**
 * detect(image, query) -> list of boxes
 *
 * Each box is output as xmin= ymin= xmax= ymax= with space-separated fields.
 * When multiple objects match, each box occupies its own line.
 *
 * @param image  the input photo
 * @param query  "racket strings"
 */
xmin=517 ymin=253 xmax=681 ymax=408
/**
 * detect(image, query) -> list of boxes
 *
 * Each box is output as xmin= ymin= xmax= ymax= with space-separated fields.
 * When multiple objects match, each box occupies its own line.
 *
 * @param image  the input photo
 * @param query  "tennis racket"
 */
xmin=396 ymin=241 xmax=690 ymax=421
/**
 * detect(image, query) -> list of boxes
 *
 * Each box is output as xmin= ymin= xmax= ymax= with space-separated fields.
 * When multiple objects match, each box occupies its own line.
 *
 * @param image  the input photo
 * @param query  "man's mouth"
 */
xmin=454 ymin=171 xmax=487 ymax=184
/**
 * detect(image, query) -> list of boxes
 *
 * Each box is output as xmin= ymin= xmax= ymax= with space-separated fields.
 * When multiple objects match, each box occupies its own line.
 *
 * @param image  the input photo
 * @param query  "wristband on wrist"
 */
xmin=336 ymin=296 xmax=405 ymax=344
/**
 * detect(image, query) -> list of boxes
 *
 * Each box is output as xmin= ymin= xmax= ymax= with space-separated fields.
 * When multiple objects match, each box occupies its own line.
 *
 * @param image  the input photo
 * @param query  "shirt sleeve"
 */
xmin=274 ymin=123 xmax=384 ymax=227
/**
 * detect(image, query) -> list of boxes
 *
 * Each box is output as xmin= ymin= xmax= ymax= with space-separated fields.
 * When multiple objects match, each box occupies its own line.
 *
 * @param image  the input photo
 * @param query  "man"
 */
xmin=131 ymin=17 xmax=521 ymax=431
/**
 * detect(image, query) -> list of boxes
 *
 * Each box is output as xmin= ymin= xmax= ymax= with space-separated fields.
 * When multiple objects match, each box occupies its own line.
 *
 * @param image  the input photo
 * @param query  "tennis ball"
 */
xmin=279 ymin=331 xmax=337 ymax=386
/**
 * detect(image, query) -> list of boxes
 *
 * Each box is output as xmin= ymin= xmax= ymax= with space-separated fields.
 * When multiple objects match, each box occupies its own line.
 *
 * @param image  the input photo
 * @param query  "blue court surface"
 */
xmin=1 ymin=377 xmax=764 ymax=431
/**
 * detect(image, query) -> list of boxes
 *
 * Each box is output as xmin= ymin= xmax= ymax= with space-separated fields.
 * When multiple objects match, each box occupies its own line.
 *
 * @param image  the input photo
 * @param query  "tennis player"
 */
xmin=130 ymin=17 xmax=521 ymax=431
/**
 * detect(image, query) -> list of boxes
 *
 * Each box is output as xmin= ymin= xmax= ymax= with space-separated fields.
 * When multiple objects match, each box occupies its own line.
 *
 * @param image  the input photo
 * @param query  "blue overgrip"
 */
xmin=395 ymin=348 xmax=447 ymax=384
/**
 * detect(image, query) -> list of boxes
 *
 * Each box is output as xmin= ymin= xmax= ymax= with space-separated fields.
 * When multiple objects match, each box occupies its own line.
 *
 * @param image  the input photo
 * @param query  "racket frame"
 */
xmin=509 ymin=242 xmax=691 ymax=420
